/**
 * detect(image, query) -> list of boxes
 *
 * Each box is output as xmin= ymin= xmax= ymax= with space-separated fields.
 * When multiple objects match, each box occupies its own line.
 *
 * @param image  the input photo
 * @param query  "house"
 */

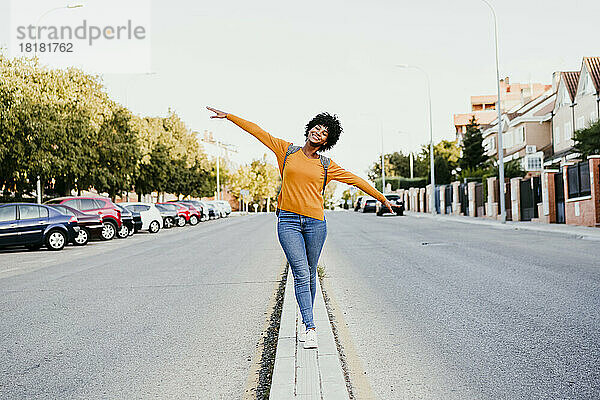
xmin=454 ymin=77 xmax=551 ymax=143
xmin=574 ymin=57 xmax=600 ymax=131
xmin=545 ymin=71 xmax=580 ymax=167
xmin=482 ymin=91 xmax=555 ymax=174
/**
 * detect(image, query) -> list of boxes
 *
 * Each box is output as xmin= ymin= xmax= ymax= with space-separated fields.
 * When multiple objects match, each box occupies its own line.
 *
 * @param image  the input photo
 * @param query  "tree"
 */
xmin=574 ymin=120 xmax=600 ymax=157
xmin=323 ymin=181 xmax=337 ymax=209
xmin=229 ymin=154 xmax=279 ymax=211
xmin=460 ymin=116 xmax=487 ymax=171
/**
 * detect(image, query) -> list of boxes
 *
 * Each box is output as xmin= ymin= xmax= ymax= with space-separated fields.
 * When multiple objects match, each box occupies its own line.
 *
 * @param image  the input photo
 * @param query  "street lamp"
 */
xmin=396 ymin=64 xmax=436 ymax=214
xmin=34 ymin=4 xmax=84 ymax=57
xmin=479 ymin=0 xmax=506 ymax=223
xmin=34 ymin=3 xmax=84 ymax=203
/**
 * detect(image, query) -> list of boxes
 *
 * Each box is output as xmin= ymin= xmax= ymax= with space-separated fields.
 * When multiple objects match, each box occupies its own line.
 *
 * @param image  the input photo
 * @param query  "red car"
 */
xmin=166 ymin=202 xmax=200 ymax=226
xmin=45 ymin=196 xmax=122 ymax=240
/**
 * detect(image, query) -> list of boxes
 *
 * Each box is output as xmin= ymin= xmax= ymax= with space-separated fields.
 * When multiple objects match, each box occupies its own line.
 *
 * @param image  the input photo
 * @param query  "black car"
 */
xmin=354 ymin=196 xmax=364 ymax=211
xmin=49 ymin=204 xmax=104 ymax=245
xmin=155 ymin=204 xmax=180 ymax=228
xmin=0 ymin=203 xmax=79 ymax=251
xmin=376 ymin=194 xmax=405 ymax=216
xmin=360 ymin=198 xmax=377 ymax=213
xmin=114 ymin=204 xmax=135 ymax=238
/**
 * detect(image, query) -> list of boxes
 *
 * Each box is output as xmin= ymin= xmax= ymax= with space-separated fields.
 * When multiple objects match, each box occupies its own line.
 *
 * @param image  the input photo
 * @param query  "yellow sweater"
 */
xmin=227 ymin=114 xmax=387 ymax=221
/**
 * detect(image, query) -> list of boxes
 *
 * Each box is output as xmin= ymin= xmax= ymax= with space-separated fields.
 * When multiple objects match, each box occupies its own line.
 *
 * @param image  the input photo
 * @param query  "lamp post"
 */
xmin=34 ymin=4 xmax=83 ymax=203
xmin=396 ymin=64 xmax=435 ymax=214
xmin=34 ymin=4 xmax=83 ymax=58
xmin=380 ymin=123 xmax=386 ymax=193
xmin=479 ymin=0 xmax=506 ymax=223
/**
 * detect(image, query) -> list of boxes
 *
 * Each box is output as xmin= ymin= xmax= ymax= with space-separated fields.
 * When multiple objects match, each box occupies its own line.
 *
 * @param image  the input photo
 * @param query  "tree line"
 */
xmin=0 ymin=56 xmax=221 ymax=201
xmin=368 ymin=116 xmax=526 ymax=191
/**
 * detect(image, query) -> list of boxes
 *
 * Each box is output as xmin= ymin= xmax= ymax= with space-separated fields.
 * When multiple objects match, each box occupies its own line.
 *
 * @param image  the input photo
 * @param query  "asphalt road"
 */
xmin=0 ymin=214 xmax=285 ymax=399
xmin=321 ymin=211 xmax=600 ymax=400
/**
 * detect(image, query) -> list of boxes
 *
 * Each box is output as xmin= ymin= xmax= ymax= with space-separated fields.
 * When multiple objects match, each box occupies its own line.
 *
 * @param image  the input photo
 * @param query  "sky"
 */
xmin=1 ymin=0 xmax=599 ymax=193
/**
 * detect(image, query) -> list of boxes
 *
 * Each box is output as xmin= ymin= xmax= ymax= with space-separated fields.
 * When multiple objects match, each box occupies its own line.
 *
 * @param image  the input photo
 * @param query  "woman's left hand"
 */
xmin=383 ymin=199 xmax=394 ymax=213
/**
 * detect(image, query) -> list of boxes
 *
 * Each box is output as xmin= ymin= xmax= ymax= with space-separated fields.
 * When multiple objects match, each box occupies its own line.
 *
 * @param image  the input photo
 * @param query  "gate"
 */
xmin=554 ymin=172 xmax=565 ymax=224
xmin=459 ymin=183 xmax=469 ymax=216
xmin=445 ymin=185 xmax=453 ymax=214
xmin=475 ymin=183 xmax=484 ymax=217
xmin=532 ymin=176 xmax=542 ymax=219
xmin=520 ymin=179 xmax=534 ymax=221
xmin=434 ymin=186 xmax=441 ymax=214
xmin=504 ymin=180 xmax=512 ymax=221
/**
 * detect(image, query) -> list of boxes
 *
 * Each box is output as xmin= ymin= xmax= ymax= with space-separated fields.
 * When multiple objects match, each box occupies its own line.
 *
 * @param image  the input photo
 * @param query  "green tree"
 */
xmin=229 ymin=154 xmax=279 ymax=211
xmin=574 ymin=120 xmax=600 ymax=157
xmin=460 ymin=116 xmax=487 ymax=171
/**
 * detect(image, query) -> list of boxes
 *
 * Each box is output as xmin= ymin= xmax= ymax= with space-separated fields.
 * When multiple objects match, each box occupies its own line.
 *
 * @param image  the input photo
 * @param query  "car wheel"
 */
xmin=189 ymin=215 xmax=199 ymax=225
xmin=117 ymin=224 xmax=129 ymax=239
xmin=149 ymin=220 xmax=160 ymax=233
xmin=177 ymin=217 xmax=186 ymax=227
xmin=101 ymin=221 xmax=117 ymax=240
xmin=73 ymin=228 xmax=89 ymax=246
xmin=164 ymin=217 xmax=174 ymax=229
xmin=46 ymin=229 xmax=66 ymax=251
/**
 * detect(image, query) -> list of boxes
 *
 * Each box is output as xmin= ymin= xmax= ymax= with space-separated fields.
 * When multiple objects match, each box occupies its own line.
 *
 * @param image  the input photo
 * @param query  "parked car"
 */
xmin=175 ymin=200 xmax=207 ymax=222
xmin=169 ymin=201 xmax=201 ymax=225
xmin=208 ymin=201 xmax=227 ymax=218
xmin=49 ymin=204 xmax=103 ymax=246
xmin=154 ymin=203 xmax=180 ymax=228
xmin=354 ymin=196 xmax=364 ymax=211
xmin=120 ymin=202 xmax=163 ymax=233
xmin=114 ymin=204 xmax=135 ymax=238
xmin=0 ymin=203 xmax=79 ymax=251
xmin=375 ymin=194 xmax=405 ymax=216
xmin=158 ymin=202 xmax=189 ymax=227
xmin=360 ymin=197 xmax=377 ymax=213
xmin=215 ymin=200 xmax=232 ymax=215
xmin=204 ymin=202 xmax=220 ymax=219
xmin=45 ymin=196 xmax=122 ymax=240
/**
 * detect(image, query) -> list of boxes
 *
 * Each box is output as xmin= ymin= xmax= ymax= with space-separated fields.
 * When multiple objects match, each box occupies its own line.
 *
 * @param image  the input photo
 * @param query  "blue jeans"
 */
xmin=277 ymin=210 xmax=327 ymax=330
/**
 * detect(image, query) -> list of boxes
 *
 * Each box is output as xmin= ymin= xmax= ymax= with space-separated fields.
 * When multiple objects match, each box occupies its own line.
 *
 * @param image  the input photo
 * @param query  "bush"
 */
xmin=374 ymin=176 xmax=427 ymax=192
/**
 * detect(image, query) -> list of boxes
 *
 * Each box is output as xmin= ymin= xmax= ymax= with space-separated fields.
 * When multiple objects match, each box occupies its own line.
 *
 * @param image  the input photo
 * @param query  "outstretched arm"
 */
xmin=328 ymin=160 xmax=394 ymax=213
xmin=206 ymin=106 xmax=289 ymax=157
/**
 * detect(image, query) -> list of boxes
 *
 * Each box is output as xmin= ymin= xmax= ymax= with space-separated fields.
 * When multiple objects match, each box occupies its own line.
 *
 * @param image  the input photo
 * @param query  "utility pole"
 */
xmin=199 ymin=130 xmax=237 ymax=200
xmin=380 ymin=123 xmax=386 ymax=194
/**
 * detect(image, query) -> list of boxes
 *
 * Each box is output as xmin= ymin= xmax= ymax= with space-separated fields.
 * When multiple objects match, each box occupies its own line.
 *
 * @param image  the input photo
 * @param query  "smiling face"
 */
xmin=307 ymin=124 xmax=329 ymax=149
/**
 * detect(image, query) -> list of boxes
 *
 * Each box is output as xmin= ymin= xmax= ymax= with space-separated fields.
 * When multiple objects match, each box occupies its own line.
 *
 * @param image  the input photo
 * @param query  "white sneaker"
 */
xmin=298 ymin=325 xmax=306 ymax=342
xmin=304 ymin=329 xmax=317 ymax=349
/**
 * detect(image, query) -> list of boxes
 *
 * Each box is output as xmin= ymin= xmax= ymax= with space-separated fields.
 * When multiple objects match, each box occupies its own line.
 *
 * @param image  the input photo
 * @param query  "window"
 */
xmin=138 ymin=205 xmax=150 ymax=211
xmin=525 ymin=156 xmax=542 ymax=171
xmin=567 ymin=162 xmax=591 ymax=199
xmin=18 ymin=205 xmax=47 ymax=220
xmin=564 ymin=122 xmax=572 ymax=141
xmin=514 ymin=126 xmax=525 ymax=145
xmin=554 ymin=125 xmax=561 ymax=145
xmin=54 ymin=206 xmax=75 ymax=216
xmin=80 ymin=199 xmax=100 ymax=210
xmin=0 ymin=205 xmax=17 ymax=222
xmin=503 ymin=132 xmax=512 ymax=149
xmin=63 ymin=199 xmax=80 ymax=209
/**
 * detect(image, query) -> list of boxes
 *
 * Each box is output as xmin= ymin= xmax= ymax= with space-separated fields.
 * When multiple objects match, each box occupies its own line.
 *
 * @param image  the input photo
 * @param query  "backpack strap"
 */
xmin=276 ymin=145 xmax=302 ymax=214
xmin=319 ymin=155 xmax=331 ymax=196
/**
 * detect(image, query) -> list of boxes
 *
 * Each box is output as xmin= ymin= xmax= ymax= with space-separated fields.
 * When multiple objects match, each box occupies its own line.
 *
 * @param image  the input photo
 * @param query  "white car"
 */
xmin=215 ymin=200 xmax=232 ymax=215
xmin=120 ymin=202 xmax=163 ymax=233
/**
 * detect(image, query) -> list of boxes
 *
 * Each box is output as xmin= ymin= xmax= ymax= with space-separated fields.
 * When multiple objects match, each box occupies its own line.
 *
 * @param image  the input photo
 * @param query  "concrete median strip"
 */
xmin=269 ymin=270 xmax=349 ymax=399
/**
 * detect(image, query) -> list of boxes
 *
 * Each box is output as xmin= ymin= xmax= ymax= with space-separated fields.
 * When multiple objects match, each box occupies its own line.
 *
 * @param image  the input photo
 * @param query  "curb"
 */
xmin=406 ymin=211 xmax=600 ymax=241
xmin=269 ymin=270 xmax=349 ymax=399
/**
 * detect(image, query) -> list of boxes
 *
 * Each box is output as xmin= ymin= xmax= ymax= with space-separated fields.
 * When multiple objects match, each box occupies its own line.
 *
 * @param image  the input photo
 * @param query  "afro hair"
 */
xmin=304 ymin=112 xmax=342 ymax=152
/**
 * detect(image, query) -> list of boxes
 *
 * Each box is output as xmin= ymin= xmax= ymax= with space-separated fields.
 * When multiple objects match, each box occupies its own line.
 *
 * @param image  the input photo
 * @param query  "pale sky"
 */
xmin=1 ymin=0 xmax=599 ymax=190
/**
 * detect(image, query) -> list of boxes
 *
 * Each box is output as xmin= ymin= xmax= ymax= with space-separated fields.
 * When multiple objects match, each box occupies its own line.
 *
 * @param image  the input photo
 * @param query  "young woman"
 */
xmin=207 ymin=106 xmax=393 ymax=349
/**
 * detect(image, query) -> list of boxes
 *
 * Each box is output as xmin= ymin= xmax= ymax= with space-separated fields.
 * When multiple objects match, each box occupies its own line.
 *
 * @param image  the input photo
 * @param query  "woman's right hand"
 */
xmin=206 ymin=106 xmax=228 ymax=119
